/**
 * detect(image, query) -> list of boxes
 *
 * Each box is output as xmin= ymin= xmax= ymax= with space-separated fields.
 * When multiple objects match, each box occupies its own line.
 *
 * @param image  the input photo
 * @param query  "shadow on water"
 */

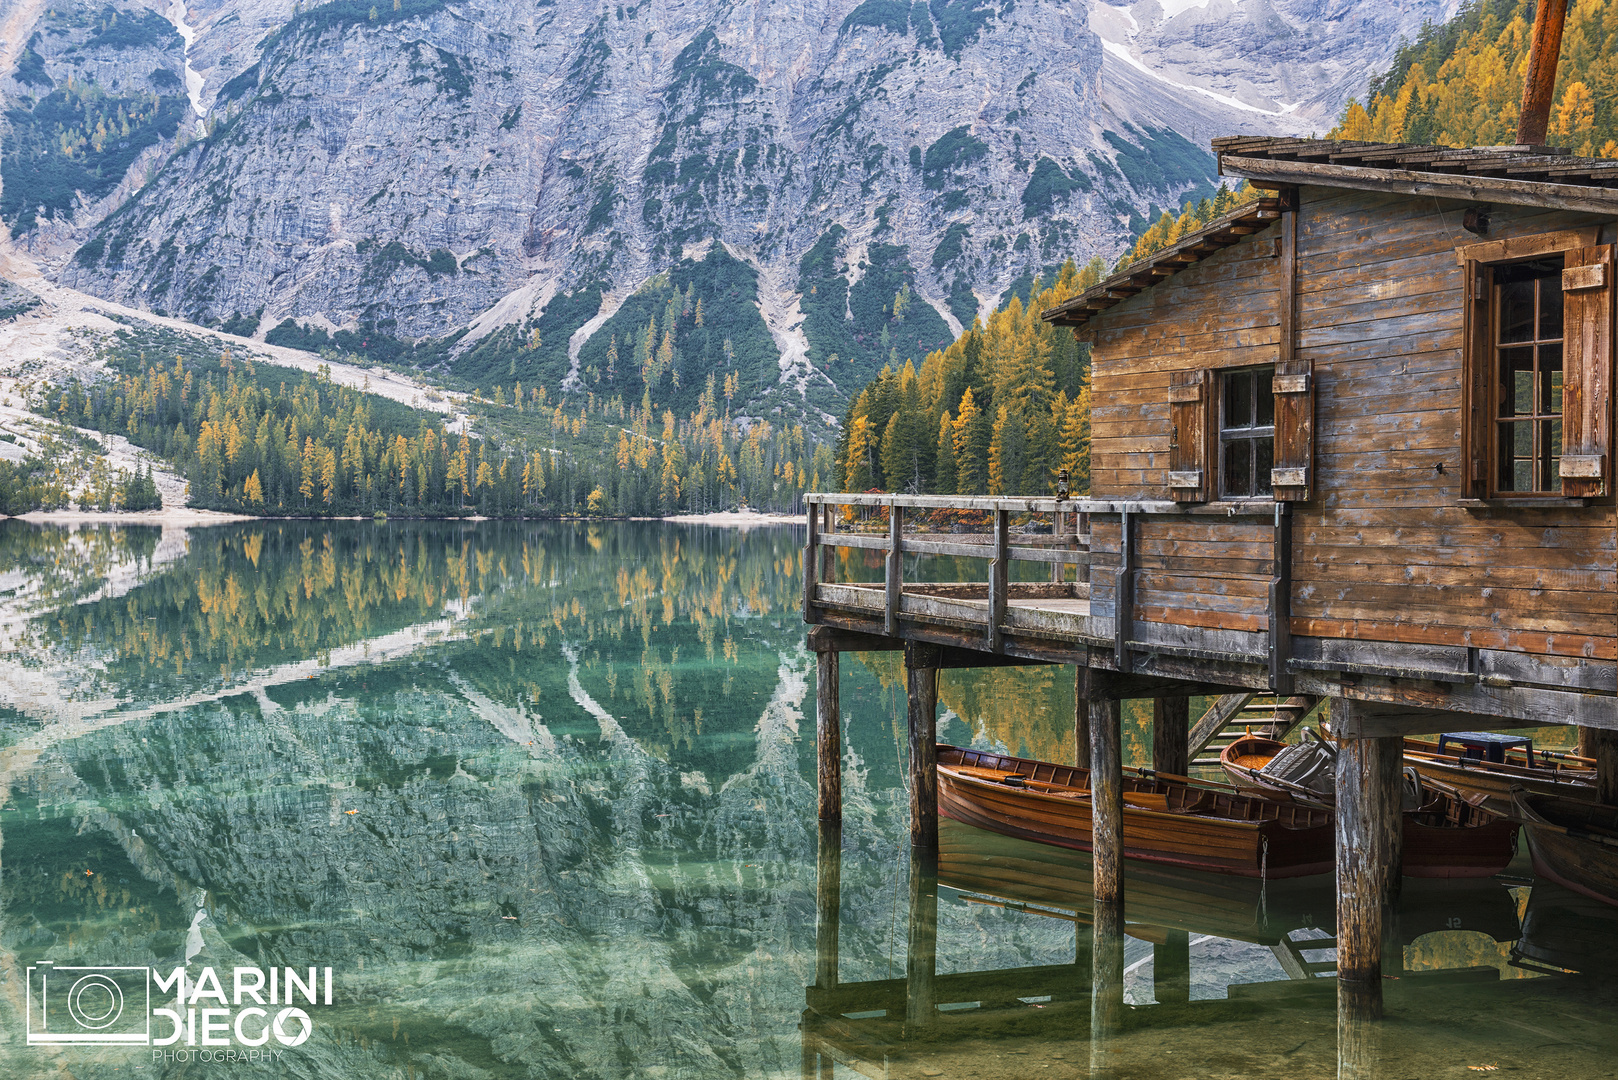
xmin=0 ymin=520 xmax=1610 ymax=1077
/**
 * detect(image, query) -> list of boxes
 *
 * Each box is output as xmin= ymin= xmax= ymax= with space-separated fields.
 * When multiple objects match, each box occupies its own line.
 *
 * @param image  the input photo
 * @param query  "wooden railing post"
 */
xmin=988 ymin=506 xmax=1009 ymax=652
xmin=885 ymin=501 xmax=903 ymax=636
xmin=802 ymin=498 xmax=819 ymax=621
xmin=820 ymin=504 xmax=836 ymax=585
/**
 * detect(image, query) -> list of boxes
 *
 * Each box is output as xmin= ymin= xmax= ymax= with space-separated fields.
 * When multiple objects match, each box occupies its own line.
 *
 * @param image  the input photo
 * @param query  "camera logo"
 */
xmin=26 ymin=963 xmax=151 ymax=1044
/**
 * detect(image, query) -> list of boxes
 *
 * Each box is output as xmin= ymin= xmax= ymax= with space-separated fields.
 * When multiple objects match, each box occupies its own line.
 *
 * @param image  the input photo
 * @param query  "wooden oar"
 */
xmin=1530 ymin=817 xmax=1618 ymax=851
xmin=1130 ymin=767 xmax=1238 ymax=792
xmin=1241 ymin=766 xmax=1334 ymax=807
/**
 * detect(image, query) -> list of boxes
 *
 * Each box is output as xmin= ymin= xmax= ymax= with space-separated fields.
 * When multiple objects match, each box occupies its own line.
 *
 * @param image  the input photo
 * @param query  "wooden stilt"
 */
xmin=906 ymin=642 xmax=941 ymax=850
xmin=1579 ymin=726 xmax=1618 ymax=805
xmin=816 ymin=650 xmax=841 ymax=823
xmin=1154 ymin=930 xmax=1190 ymax=1004
xmin=1074 ymin=666 xmax=1093 ymax=767
xmin=1152 ymin=696 xmax=1189 ymax=775
xmin=1089 ymin=680 xmax=1124 ymax=907
xmin=905 ymin=849 xmax=938 ymax=1031
xmin=814 ymin=822 xmax=841 ymax=990
xmin=1334 ymin=702 xmax=1403 ymax=1023
xmin=1090 ymin=898 xmax=1125 ymax=1069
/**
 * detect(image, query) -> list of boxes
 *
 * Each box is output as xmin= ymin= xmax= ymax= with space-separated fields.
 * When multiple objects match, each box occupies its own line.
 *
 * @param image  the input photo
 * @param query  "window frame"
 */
xmin=1216 ymin=364 xmax=1277 ymax=501
xmin=1459 ymin=226 xmax=1610 ymax=504
xmin=1487 ymin=256 xmax=1565 ymax=497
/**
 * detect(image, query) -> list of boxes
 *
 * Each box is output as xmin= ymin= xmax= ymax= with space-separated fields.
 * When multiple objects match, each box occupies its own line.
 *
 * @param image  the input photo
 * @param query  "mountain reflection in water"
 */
xmin=0 ymin=520 xmax=1611 ymax=1078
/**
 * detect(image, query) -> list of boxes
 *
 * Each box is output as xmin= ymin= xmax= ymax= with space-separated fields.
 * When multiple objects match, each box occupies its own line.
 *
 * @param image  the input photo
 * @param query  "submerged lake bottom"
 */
xmin=0 ymin=519 xmax=1609 ymax=1078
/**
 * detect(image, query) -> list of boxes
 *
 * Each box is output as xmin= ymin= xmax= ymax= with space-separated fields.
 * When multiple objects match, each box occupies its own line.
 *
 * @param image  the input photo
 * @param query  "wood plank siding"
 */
xmin=1079 ymin=185 xmax=1617 ymax=665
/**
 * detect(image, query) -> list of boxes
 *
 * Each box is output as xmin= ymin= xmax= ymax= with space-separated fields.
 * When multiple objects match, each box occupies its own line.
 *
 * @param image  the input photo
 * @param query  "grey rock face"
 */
xmin=5 ymin=0 xmax=1452 ymax=417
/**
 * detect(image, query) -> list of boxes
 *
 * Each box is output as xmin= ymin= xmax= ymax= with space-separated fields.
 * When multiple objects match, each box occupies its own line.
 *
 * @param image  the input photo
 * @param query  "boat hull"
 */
xmin=942 ymin=745 xmax=1517 ymax=880
xmin=939 ymin=746 xmax=1332 ymax=878
xmin=1516 ymin=791 xmax=1618 ymax=908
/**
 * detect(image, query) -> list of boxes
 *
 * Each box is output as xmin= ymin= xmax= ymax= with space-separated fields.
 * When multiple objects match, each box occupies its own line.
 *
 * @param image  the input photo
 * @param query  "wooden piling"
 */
xmin=1154 ymin=930 xmax=1190 ymax=1004
xmin=1090 ymin=897 xmax=1126 ymax=1069
xmin=1334 ymin=703 xmax=1404 ymax=1022
xmin=814 ymin=822 xmax=841 ymax=990
xmin=1579 ymin=726 xmax=1618 ymax=805
xmin=1074 ymin=666 xmax=1094 ymax=767
xmin=816 ymin=650 xmax=841 ymax=823
xmin=1152 ymin=696 xmax=1189 ymax=775
xmin=1089 ymin=678 xmax=1124 ymax=907
xmin=906 ymin=642 xmax=941 ymax=850
xmin=905 ymin=849 xmax=938 ymax=1030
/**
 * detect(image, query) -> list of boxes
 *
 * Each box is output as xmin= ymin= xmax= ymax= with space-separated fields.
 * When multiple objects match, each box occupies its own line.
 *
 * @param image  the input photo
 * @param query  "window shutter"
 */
xmin=1561 ymin=243 xmax=1613 ymax=498
xmin=1270 ymin=359 xmax=1313 ymax=500
xmin=1168 ymin=369 xmax=1211 ymax=501
xmin=1460 ymin=260 xmax=1491 ymax=500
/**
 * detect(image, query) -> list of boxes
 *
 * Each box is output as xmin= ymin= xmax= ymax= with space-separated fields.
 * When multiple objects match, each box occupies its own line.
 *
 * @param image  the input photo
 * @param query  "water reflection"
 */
xmin=0 ymin=521 xmax=1611 ymax=1078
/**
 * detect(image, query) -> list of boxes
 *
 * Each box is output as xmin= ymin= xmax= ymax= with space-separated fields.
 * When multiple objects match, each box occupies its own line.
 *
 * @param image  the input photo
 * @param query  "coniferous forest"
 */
xmin=40 ymin=325 xmax=829 ymax=517
xmin=834 ymin=260 xmax=1104 ymax=497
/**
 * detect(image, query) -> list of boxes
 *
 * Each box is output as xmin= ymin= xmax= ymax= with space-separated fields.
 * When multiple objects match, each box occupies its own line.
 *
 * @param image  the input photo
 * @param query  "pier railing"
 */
xmin=803 ymin=493 xmax=1290 ymax=685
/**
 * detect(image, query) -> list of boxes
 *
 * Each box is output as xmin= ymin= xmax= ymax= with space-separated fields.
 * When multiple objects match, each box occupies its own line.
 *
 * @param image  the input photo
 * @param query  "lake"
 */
xmin=0 ymin=520 xmax=1611 ymax=1078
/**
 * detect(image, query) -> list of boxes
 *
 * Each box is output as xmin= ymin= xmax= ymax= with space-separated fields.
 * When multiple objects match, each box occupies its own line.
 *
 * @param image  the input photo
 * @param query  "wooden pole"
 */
xmin=1090 ymin=681 xmax=1124 ymax=907
xmin=1074 ymin=666 xmax=1094 ymax=767
xmin=816 ymin=650 xmax=841 ymax=823
xmin=814 ymin=821 xmax=841 ymax=990
xmin=906 ymin=642 xmax=941 ymax=851
xmin=1152 ymin=696 xmax=1189 ymax=775
xmin=1154 ymin=930 xmax=1190 ymax=1005
xmin=1578 ymin=726 xmax=1618 ymax=804
xmin=905 ymin=849 xmax=938 ymax=1031
xmin=1334 ymin=704 xmax=1403 ymax=1023
xmin=1517 ymin=0 xmax=1570 ymax=146
xmin=1090 ymin=897 xmax=1126 ymax=1069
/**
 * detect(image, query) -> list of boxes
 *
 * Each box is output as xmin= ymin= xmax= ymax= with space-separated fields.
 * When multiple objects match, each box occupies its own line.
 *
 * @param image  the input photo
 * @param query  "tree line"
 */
xmin=41 ymin=349 xmax=827 ymax=517
xmin=834 ymin=260 xmax=1103 ymax=498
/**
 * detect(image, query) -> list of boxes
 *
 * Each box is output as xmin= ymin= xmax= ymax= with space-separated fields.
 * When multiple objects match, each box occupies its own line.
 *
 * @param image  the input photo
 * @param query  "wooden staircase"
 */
xmin=1188 ymin=694 xmax=1324 ymax=769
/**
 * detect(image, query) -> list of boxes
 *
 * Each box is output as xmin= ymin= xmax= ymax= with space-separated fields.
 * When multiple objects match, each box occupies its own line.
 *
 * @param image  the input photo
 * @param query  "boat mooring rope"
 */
xmin=1258 ymin=835 xmax=1269 ymax=927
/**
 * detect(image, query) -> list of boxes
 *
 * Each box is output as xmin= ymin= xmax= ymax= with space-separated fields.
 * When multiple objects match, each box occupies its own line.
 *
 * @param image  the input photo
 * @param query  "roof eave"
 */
xmin=1218 ymin=153 xmax=1618 ymax=217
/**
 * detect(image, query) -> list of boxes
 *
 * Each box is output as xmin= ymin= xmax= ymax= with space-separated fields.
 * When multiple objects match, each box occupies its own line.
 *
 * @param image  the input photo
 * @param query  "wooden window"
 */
xmin=1219 ymin=366 xmax=1275 ymax=499
xmin=1461 ymin=230 xmax=1611 ymax=500
xmin=1492 ymin=257 xmax=1564 ymax=494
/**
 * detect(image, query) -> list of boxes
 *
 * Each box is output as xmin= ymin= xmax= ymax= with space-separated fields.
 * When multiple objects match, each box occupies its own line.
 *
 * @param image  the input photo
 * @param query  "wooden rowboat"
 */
xmin=940 ymin=744 xmax=1516 ymax=880
xmin=1515 ymin=789 xmax=1618 ymax=908
xmin=939 ymin=743 xmax=1333 ymax=878
xmin=1224 ymin=732 xmax=1595 ymax=818
xmin=1404 ymin=740 xmax=1594 ymax=817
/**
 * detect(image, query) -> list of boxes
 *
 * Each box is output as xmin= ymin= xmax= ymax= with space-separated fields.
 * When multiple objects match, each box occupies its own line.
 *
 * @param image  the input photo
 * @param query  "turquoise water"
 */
xmin=0 ymin=520 xmax=1610 ymax=1078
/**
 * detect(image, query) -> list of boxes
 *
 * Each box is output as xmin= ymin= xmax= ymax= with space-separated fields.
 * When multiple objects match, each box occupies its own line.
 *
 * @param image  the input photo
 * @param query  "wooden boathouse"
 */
xmin=801 ymin=133 xmax=1618 ymax=1032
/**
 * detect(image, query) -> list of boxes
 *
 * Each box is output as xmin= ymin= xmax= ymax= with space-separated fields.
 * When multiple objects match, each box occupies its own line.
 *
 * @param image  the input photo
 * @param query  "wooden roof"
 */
xmin=1215 ymin=136 xmax=1618 ymax=214
xmin=1043 ymin=137 xmax=1618 ymax=330
xmin=1041 ymin=192 xmax=1293 ymax=328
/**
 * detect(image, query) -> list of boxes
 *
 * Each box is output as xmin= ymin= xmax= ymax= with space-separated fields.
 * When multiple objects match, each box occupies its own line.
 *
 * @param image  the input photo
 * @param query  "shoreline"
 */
xmin=660 ymin=510 xmax=803 ymax=528
xmin=2 ymin=508 xmax=807 ymax=528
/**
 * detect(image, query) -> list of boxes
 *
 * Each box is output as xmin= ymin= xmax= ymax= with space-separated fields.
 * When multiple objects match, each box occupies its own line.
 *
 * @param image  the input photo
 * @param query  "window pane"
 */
xmin=1223 ymin=440 xmax=1251 ymax=497
xmin=1545 ymin=419 xmax=1562 ymax=491
xmin=1539 ymin=277 xmax=1563 ymax=340
xmin=1255 ymin=366 xmax=1275 ymax=427
xmin=1497 ymin=421 xmax=1538 ymax=491
xmin=1224 ymin=370 xmax=1251 ymax=429
xmin=1498 ymin=347 xmax=1534 ymax=417
xmin=1499 ymin=279 xmax=1536 ymax=343
xmin=1540 ymin=343 xmax=1563 ymax=415
xmin=1255 ymin=437 xmax=1274 ymax=497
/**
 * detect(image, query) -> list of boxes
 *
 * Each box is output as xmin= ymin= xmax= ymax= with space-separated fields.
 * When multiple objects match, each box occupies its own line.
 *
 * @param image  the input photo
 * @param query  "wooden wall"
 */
xmin=1086 ymin=187 xmax=1617 ymax=663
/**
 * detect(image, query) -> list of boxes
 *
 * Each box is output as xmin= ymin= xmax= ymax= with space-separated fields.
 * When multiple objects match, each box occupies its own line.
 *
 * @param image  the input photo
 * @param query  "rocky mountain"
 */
xmin=1 ymin=0 xmax=1459 ymax=431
